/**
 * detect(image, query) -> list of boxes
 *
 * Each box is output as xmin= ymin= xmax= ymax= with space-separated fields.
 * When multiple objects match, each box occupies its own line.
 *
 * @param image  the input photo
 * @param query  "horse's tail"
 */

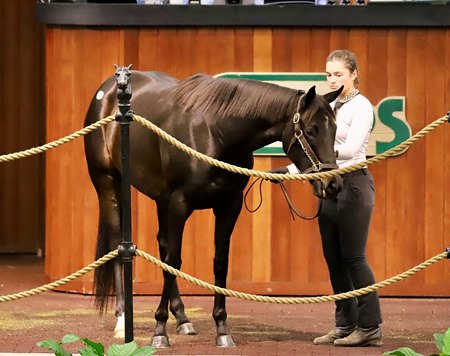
xmin=93 ymin=220 xmax=115 ymax=315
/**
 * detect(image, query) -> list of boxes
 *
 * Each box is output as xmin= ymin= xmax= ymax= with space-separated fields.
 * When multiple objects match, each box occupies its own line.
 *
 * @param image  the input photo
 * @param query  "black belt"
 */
xmin=341 ymin=168 xmax=368 ymax=178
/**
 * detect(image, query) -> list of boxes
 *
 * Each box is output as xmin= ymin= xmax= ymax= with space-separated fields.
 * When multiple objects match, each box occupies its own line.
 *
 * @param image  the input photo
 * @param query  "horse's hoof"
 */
xmin=177 ymin=322 xmax=197 ymax=335
xmin=151 ymin=335 xmax=170 ymax=348
xmin=113 ymin=329 xmax=125 ymax=339
xmin=216 ymin=334 xmax=236 ymax=347
xmin=113 ymin=314 xmax=125 ymax=339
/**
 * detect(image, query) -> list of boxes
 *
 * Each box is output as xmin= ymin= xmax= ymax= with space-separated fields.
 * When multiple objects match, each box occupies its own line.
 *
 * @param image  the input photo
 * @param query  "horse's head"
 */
xmin=282 ymin=85 xmax=343 ymax=199
xmin=114 ymin=64 xmax=132 ymax=90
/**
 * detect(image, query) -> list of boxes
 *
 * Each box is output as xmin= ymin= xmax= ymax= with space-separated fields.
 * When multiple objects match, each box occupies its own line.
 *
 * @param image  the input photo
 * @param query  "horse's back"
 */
xmin=134 ymin=71 xmax=180 ymax=98
xmin=84 ymin=71 xmax=178 ymax=124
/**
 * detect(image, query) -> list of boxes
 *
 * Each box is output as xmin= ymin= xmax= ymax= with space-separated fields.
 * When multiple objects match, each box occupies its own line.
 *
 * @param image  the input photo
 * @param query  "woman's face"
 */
xmin=325 ymin=59 xmax=357 ymax=99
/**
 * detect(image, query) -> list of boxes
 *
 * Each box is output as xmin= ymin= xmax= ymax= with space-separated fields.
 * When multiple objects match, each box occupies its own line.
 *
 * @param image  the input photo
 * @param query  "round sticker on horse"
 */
xmin=83 ymin=67 xmax=343 ymax=348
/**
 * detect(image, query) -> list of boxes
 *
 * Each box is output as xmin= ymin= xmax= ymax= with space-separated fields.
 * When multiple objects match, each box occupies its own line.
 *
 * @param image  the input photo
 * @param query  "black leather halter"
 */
xmin=286 ymin=112 xmax=338 ymax=174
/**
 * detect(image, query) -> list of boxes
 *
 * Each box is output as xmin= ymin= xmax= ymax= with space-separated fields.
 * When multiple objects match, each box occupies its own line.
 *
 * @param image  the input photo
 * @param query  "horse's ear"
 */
xmin=114 ymin=64 xmax=119 ymax=70
xmin=127 ymin=64 xmax=133 ymax=70
xmin=304 ymin=86 xmax=316 ymax=107
xmin=297 ymin=89 xmax=306 ymax=96
xmin=324 ymin=85 xmax=344 ymax=103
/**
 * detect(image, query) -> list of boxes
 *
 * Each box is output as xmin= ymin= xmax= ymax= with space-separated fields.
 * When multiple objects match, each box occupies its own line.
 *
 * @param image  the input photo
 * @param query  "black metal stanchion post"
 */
xmin=115 ymin=65 xmax=135 ymax=343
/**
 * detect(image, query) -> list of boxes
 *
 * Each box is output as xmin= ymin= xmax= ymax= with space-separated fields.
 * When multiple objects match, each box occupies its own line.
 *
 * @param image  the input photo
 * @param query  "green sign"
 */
xmin=215 ymin=72 xmax=411 ymax=157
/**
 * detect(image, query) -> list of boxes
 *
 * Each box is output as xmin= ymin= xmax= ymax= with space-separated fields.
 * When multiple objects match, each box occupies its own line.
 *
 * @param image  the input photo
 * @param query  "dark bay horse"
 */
xmin=83 ymin=67 xmax=343 ymax=348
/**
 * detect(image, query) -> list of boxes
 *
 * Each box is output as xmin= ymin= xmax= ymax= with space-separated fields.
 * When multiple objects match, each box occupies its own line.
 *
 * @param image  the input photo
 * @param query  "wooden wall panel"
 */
xmin=45 ymin=28 xmax=124 ymax=291
xmin=385 ymin=29 xmax=407 ymax=279
xmin=1 ymin=1 xmax=20 ymax=253
xmin=424 ymin=30 xmax=446 ymax=285
xmin=291 ymin=29 xmax=311 ymax=70
xmin=0 ymin=0 xmax=44 ymax=254
xmin=366 ymin=29 xmax=388 ymax=281
xmin=445 ymin=30 xmax=450 ymax=286
xmin=404 ymin=30 xmax=428 ymax=289
xmin=44 ymin=26 xmax=450 ymax=297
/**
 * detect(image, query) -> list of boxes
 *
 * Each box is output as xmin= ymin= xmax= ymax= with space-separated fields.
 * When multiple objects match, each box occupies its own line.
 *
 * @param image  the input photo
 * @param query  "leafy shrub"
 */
xmin=37 ymin=333 xmax=156 ymax=356
xmin=383 ymin=327 xmax=450 ymax=356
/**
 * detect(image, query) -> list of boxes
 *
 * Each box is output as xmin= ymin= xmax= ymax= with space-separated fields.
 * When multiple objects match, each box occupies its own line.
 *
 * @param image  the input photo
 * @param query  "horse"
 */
xmin=83 ymin=65 xmax=343 ymax=348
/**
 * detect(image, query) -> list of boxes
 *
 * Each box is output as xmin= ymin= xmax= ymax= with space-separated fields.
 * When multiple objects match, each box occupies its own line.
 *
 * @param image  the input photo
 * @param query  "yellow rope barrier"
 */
xmin=132 ymin=113 xmax=449 ymax=182
xmin=135 ymin=249 xmax=448 ymax=304
xmin=0 ymin=251 xmax=117 ymax=302
xmin=1 ymin=248 xmax=447 ymax=304
xmin=0 ymin=116 xmax=114 ymax=163
xmin=0 ymin=111 xmax=447 ymax=185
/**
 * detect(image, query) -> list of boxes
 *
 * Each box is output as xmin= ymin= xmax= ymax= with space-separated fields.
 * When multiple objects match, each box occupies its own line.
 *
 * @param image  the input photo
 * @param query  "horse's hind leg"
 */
xmin=212 ymin=194 xmax=243 ymax=347
xmin=151 ymin=195 xmax=195 ymax=348
xmin=92 ymin=173 xmax=125 ymax=338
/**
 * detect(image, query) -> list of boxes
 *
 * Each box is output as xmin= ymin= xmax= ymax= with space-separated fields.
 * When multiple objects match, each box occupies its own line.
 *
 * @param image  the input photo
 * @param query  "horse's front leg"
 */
xmin=169 ymin=281 xmax=196 ymax=335
xmin=151 ymin=268 xmax=177 ymax=348
xmin=212 ymin=194 xmax=243 ymax=347
xmin=151 ymin=196 xmax=193 ymax=348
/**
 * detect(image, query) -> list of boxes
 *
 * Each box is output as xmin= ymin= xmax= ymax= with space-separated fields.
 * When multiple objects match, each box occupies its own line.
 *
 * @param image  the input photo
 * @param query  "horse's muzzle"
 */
xmin=312 ymin=174 xmax=342 ymax=200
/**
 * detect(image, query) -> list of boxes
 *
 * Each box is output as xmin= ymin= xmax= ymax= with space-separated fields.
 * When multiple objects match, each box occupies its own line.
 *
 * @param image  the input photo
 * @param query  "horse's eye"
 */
xmin=305 ymin=127 xmax=317 ymax=137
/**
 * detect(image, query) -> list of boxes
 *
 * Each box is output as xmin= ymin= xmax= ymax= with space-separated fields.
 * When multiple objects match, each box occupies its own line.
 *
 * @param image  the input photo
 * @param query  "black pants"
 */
xmin=318 ymin=168 xmax=382 ymax=328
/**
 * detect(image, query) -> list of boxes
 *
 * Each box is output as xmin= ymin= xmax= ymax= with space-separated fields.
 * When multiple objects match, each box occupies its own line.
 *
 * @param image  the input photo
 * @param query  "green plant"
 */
xmin=383 ymin=327 xmax=450 ymax=356
xmin=37 ymin=333 xmax=156 ymax=356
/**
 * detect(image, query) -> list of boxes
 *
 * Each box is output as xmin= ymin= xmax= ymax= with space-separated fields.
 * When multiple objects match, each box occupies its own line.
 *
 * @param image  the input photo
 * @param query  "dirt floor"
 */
xmin=0 ymin=254 xmax=449 ymax=355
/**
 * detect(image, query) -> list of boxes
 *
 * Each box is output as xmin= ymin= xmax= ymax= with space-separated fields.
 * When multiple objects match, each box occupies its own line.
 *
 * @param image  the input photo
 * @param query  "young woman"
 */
xmin=270 ymin=49 xmax=383 ymax=347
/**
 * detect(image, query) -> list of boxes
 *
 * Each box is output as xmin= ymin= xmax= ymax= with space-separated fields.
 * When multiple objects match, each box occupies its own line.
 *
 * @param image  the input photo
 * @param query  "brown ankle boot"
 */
xmin=334 ymin=326 xmax=383 ymax=347
xmin=313 ymin=326 xmax=355 ymax=345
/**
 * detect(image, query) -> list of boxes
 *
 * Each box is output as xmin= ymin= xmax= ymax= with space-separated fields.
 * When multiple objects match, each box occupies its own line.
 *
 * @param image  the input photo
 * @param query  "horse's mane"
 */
xmin=173 ymin=74 xmax=299 ymax=120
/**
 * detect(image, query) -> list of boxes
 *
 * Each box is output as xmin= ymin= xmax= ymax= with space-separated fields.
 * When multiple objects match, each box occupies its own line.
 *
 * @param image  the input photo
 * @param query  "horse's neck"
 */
xmin=222 ymin=92 xmax=297 ymax=151
xmin=216 ymin=113 xmax=287 ymax=155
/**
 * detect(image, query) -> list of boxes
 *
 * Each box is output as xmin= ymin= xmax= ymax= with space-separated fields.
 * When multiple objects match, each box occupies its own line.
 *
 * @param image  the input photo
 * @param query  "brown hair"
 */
xmin=326 ymin=50 xmax=360 ymax=85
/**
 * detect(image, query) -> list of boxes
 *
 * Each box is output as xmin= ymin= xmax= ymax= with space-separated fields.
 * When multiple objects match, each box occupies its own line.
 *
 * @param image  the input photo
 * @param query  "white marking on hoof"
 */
xmin=113 ymin=313 xmax=125 ymax=339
